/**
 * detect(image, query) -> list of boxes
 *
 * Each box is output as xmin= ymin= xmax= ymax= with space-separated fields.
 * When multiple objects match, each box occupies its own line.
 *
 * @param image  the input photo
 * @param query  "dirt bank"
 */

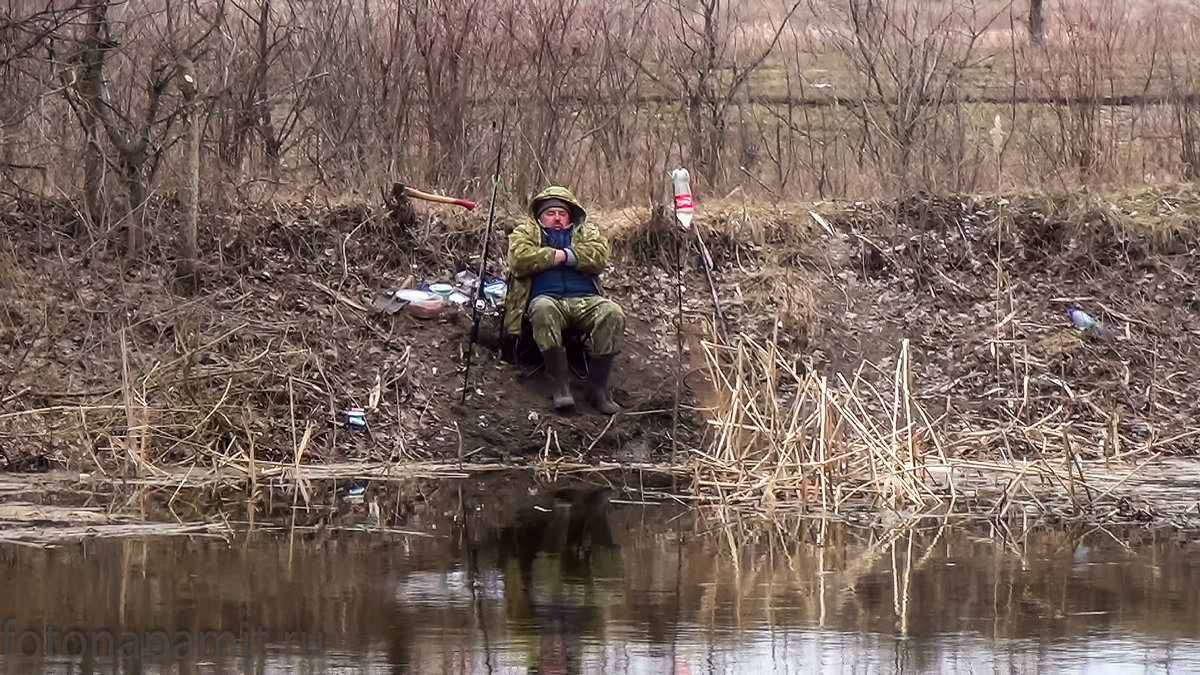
xmin=0 ymin=196 xmax=709 ymax=474
xmin=812 ymin=187 xmax=1200 ymax=459
xmin=2 ymin=184 xmax=1199 ymax=493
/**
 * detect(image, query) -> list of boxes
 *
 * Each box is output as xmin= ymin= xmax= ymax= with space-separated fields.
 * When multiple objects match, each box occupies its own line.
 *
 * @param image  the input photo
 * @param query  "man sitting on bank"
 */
xmin=502 ymin=186 xmax=624 ymax=414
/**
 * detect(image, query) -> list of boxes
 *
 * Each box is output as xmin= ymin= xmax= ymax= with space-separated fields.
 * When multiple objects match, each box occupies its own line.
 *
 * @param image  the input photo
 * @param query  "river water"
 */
xmin=0 ymin=473 xmax=1198 ymax=673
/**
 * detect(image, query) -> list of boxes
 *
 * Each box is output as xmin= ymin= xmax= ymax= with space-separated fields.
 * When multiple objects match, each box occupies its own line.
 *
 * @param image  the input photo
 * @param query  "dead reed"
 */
xmin=696 ymin=334 xmax=935 ymax=510
xmin=691 ymin=331 xmax=1114 ymax=517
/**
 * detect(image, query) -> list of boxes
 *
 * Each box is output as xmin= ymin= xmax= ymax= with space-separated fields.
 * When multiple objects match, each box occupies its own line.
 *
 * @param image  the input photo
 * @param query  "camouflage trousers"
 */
xmin=528 ymin=295 xmax=625 ymax=354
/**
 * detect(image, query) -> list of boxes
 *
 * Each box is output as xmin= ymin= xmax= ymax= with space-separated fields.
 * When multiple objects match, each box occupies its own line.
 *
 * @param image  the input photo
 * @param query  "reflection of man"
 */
xmin=502 ymin=186 xmax=624 ymax=415
xmin=535 ymin=606 xmax=573 ymax=675
xmin=495 ymin=488 xmax=619 ymax=674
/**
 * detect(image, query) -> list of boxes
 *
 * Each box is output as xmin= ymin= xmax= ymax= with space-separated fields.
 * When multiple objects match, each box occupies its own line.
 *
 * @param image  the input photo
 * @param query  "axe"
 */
xmin=392 ymin=182 xmax=475 ymax=211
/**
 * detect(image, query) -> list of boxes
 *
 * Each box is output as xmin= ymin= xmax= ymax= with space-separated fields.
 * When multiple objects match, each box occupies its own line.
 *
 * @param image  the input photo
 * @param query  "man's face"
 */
xmin=538 ymin=207 xmax=571 ymax=229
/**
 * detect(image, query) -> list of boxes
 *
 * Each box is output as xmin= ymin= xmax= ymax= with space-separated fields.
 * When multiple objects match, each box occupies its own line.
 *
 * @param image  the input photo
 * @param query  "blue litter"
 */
xmin=342 ymin=407 xmax=367 ymax=429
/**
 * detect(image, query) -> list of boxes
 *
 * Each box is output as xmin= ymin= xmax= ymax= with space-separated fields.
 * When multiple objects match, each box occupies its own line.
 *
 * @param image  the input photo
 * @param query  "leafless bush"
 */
xmin=1 ymin=0 xmax=1199 ymax=258
xmin=814 ymin=0 xmax=998 ymax=193
xmin=1027 ymin=0 xmax=1129 ymax=182
xmin=1162 ymin=11 xmax=1200 ymax=179
xmin=645 ymin=0 xmax=803 ymax=193
xmin=208 ymin=0 xmax=294 ymax=192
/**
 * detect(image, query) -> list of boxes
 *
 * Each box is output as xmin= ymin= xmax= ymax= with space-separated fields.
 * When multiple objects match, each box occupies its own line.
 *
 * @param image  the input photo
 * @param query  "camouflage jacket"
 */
xmin=502 ymin=185 xmax=611 ymax=336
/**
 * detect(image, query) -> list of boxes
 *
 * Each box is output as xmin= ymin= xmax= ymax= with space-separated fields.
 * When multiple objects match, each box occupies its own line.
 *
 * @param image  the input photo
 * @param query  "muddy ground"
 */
xmin=2 ymin=184 xmax=1200 ymax=479
xmin=0 ymin=196 xmax=705 ymax=473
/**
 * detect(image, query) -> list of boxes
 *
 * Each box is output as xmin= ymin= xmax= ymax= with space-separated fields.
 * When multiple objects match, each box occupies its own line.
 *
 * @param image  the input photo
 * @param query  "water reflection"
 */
xmin=487 ymin=487 xmax=618 ymax=674
xmin=0 ymin=474 xmax=1198 ymax=673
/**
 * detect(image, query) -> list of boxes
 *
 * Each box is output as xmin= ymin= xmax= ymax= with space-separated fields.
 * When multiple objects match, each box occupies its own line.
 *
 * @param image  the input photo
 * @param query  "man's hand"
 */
xmin=553 ymin=249 xmax=567 ymax=265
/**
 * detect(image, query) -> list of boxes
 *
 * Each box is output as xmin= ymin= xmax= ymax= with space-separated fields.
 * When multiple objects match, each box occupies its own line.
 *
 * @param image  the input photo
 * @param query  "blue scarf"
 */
xmin=529 ymin=226 xmax=598 ymax=299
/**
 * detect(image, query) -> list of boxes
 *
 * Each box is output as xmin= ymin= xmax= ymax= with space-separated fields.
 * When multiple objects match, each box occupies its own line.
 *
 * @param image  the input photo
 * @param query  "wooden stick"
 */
xmin=401 ymin=186 xmax=475 ymax=210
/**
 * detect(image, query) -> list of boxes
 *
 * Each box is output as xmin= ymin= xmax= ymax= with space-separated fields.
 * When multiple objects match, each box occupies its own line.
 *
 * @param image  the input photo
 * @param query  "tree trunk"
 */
xmin=252 ymin=0 xmax=281 ymax=171
xmin=1030 ymin=0 xmax=1044 ymax=44
xmin=124 ymin=168 xmax=148 ymax=257
xmin=688 ymin=92 xmax=708 ymax=176
xmin=177 ymin=58 xmax=201 ymax=293
xmin=80 ymin=0 xmax=110 ymax=237
xmin=75 ymin=0 xmax=150 ymax=257
xmin=81 ymin=113 xmax=105 ymax=237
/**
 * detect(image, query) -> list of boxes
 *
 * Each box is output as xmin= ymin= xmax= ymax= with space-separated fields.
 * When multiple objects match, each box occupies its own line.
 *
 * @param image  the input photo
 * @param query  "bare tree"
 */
xmin=408 ymin=0 xmax=486 ymax=192
xmin=1167 ymin=34 xmax=1200 ymax=178
xmin=822 ymin=0 xmax=995 ymax=192
xmin=53 ymin=0 xmax=222 ymax=257
xmin=0 ymin=0 xmax=1192 ymax=215
xmin=644 ymin=0 xmax=803 ymax=190
xmin=212 ymin=0 xmax=286 ymax=183
xmin=0 ymin=5 xmax=95 ymax=198
xmin=1030 ymin=1 xmax=1129 ymax=182
xmin=575 ymin=1 xmax=653 ymax=201
xmin=177 ymin=56 xmax=201 ymax=291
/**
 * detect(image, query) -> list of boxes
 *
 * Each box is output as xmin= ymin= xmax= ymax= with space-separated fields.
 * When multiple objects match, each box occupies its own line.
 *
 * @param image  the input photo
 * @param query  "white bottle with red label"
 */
xmin=670 ymin=167 xmax=693 ymax=230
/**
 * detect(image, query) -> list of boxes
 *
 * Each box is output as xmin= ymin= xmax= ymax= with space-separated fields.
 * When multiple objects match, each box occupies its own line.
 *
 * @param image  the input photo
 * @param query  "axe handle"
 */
xmin=402 ymin=186 xmax=476 ymax=211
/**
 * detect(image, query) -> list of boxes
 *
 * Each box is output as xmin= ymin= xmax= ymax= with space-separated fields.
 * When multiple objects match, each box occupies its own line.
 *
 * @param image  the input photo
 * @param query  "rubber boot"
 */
xmin=586 ymin=353 xmax=620 ymax=415
xmin=542 ymin=347 xmax=575 ymax=410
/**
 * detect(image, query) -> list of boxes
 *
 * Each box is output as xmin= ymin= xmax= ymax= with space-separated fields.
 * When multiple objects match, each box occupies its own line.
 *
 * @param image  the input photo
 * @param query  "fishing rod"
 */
xmin=693 ymin=222 xmax=728 ymax=344
xmin=460 ymin=112 xmax=508 ymax=404
xmin=672 ymin=176 xmax=686 ymax=461
xmin=670 ymin=168 xmax=728 ymax=343
xmin=669 ymin=167 xmax=729 ymax=459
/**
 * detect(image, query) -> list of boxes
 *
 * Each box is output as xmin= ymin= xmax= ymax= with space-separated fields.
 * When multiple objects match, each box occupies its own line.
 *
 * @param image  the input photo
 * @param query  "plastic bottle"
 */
xmin=669 ymin=167 xmax=693 ymax=230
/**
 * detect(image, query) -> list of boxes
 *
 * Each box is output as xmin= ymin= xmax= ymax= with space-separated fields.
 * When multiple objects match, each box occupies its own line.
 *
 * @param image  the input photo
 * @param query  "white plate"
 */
xmin=393 ymin=288 xmax=440 ymax=303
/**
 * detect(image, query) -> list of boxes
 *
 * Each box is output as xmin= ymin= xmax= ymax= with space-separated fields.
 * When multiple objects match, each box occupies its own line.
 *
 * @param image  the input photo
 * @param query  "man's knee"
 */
xmin=528 ymin=297 xmax=563 ymax=327
xmin=591 ymin=301 xmax=625 ymax=355
xmin=600 ymin=301 xmax=625 ymax=332
xmin=528 ymin=297 xmax=566 ymax=350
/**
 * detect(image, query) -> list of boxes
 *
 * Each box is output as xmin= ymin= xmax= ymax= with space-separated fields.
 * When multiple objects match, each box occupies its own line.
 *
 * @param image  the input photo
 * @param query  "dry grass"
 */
xmin=690 ymin=332 xmax=1121 ymax=516
xmin=694 ymin=335 xmax=937 ymax=511
xmin=607 ymin=204 xmax=680 ymax=269
xmin=0 ymin=246 xmax=29 ymax=290
xmin=683 ymin=182 xmax=1200 ymax=517
xmin=4 ymin=176 xmax=1199 ymax=527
